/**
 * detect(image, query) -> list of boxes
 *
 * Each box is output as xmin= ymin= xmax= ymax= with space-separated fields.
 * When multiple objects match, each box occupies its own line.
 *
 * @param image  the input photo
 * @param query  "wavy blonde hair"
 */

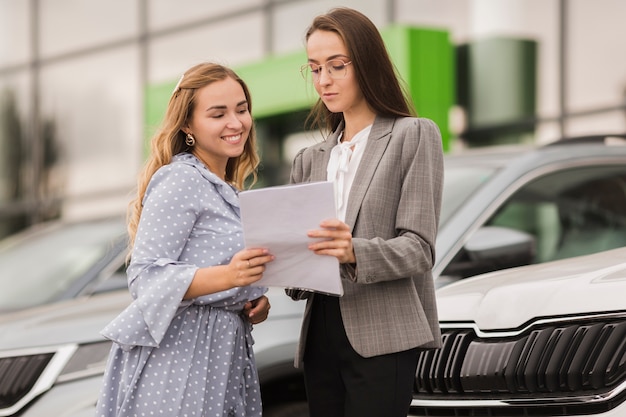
xmin=127 ymin=63 xmax=260 ymax=252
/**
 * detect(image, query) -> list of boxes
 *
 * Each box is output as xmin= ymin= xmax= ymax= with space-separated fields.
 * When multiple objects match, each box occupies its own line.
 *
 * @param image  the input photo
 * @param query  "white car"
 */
xmin=2 ymin=135 xmax=626 ymax=416
xmin=410 ymin=246 xmax=626 ymax=416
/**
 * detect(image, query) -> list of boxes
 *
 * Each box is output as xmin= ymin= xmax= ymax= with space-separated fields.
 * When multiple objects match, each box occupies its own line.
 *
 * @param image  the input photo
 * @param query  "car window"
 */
xmin=92 ymin=261 xmax=129 ymax=294
xmin=487 ymin=165 xmax=626 ymax=264
xmin=440 ymin=165 xmax=497 ymax=226
xmin=0 ymin=219 xmax=126 ymax=312
xmin=439 ymin=164 xmax=626 ymax=283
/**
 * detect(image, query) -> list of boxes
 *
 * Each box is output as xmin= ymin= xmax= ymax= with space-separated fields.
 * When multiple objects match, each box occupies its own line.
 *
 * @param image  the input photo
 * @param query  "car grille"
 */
xmin=411 ymin=314 xmax=626 ymax=416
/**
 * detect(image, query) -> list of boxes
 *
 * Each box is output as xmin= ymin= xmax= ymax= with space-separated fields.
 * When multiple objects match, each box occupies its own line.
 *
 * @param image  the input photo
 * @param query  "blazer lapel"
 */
xmin=344 ymin=116 xmax=395 ymax=229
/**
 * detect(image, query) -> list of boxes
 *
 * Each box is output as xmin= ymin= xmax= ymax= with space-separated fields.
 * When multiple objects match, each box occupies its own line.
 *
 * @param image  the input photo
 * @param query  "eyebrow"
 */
xmin=205 ymin=100 xmax=248 ymax=112
xmin=308 ymin=54 xmax=349 ymax=63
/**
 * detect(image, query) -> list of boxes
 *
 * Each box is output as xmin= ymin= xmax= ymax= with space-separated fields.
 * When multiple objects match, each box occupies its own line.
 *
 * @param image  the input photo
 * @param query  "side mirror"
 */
xmin=465 ymin=226 xmax=536 ymax=265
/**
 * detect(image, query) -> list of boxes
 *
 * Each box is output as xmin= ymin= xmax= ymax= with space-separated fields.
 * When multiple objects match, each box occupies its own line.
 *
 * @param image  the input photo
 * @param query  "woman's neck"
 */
xmin=192 ymin=150 xmax=226 ymax=181
xmin=341 ymin=105 xmax=376 ymax=142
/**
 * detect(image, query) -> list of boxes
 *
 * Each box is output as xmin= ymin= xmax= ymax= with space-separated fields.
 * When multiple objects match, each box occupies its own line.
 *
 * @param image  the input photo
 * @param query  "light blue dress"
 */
xmin=96 ymin=153 xmax=267 ymax=417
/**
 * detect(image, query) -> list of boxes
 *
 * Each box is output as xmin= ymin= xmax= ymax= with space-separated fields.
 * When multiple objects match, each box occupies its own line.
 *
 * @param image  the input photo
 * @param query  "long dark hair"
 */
xmin=304 ymin=7 xmax=416 ymax=134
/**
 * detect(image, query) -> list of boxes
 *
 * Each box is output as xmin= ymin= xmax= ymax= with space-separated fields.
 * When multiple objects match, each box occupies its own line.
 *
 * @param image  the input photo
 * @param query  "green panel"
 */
xmin=144 ymin=82 xmax=175 ymax=150
xmin=235 ymin=51 xmax=314 ymax=118
xmin=144 ymin=25 xmax=454 ymax=152
xmin=394 ymin=28 xmax=448 ymax=150
xmin=143 ymin=52 xmax=314 ymax=145
xmin=383 ymin=26 xmax=454 ymax=152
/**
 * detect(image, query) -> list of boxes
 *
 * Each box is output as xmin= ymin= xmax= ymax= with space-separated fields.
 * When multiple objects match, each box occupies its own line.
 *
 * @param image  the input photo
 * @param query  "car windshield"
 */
xmin=440 ymin=164 xmax=497 ymax=227
xmin=0 ymin=157 xmax=500 ymax=313
xmin=0 ymin=218 xmax=126 ymax=312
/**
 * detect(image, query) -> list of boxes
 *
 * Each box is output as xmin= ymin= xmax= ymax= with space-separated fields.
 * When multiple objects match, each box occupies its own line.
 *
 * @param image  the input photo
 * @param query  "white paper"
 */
xmin=239 ymin=181 xmax=343 ymax=296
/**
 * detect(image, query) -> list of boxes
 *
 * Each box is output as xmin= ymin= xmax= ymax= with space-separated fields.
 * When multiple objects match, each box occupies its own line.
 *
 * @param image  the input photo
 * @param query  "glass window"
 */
xmin=565 ymin=111 xmax=626 ymax=138
xmin=0 ymin=217 xmax=126 ymax=312
xmin=0 ymin=0 xmax=31 ymax=66
xmin=39 ymin=0 xmax=138 ymax=58
xmin=39 ymin=46 xmax=142 ymax=218
xmin=148 ymin=13 xmax=264 ymax=83
xmin=395 ymin=0 xmax=471 ymax=35
xmin=271 ymin=0 xmax=387 ymax=54
xmin=440 ymin=164 xmax=497 ymax=227
xmin=568 ymin=0 xmax=626 ymax=113
xmin=441 ymin=164 xmax=626 ymax=282
xmin=0 ymin=72 xmax=32 ymax=237
xmin=148 ymin=0 xmax=262 ymax=31
xmin=0 ymin=73 xmax=30 ymax=119
xmin=271 ymin=1 xmax=328 ymax=55
xmin=486 ymin=165 xmax=626 ymax=263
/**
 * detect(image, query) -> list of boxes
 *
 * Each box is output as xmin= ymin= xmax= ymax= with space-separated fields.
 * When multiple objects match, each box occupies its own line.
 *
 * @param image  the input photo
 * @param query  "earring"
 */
xmin=185 ymin=133 xmax=196 ymax=147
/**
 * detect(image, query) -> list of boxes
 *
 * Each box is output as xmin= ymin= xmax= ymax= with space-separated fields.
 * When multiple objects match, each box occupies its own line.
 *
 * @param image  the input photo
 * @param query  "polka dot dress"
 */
xmin=95 ymin=153 xmax=266 ymax=417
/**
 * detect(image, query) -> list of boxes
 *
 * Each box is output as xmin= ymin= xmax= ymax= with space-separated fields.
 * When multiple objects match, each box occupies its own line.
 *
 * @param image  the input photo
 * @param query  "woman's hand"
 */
xmin=243 ymin=295 xmax=271 ymax=324
xmin=185 ymin=248 xmax=274 ymax=299
xmin=229 ymin=248 xmax=275 ymax=287
xmin=307 ymin=219 xmax=355 ymax=264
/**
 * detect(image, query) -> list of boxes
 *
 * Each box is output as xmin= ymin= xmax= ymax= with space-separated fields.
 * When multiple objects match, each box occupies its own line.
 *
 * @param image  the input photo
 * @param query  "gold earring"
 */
xmin=185 ymin=133 xmax=196 ymax=146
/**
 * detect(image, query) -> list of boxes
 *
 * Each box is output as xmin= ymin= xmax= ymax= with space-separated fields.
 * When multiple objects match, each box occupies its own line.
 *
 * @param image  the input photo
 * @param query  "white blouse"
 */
xmin=326 ymin=124 xmax=372 ymax=221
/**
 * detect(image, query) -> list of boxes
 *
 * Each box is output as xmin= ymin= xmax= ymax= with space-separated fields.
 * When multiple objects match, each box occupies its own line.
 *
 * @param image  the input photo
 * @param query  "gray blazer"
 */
xmin=288 ymin=115 xmax=444 ymax=368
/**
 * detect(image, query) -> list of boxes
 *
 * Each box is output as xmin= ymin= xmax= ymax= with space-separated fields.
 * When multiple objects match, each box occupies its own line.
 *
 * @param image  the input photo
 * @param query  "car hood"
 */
xmin=0 ymin=287 xmax=303 ymax=351
xmin=0 ymin=290 xmax=132 ymax=350
xmin=436 ymin=247 xmax=626 ymax=330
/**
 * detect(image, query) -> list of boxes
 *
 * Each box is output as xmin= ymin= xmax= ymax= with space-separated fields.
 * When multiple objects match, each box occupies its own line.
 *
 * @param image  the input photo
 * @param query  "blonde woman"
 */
xmin=96 ymin=63 xmax=274 ymax=417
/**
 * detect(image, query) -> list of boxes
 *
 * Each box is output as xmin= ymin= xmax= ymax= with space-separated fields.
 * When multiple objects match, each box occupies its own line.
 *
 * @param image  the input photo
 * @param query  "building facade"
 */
xmin=0 ymin=0 xmax=625 ymax=237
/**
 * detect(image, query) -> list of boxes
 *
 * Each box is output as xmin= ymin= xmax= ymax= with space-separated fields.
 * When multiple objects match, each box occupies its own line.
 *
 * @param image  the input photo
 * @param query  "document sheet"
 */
xmin=239 ymin=181 xmax=343 ymax=296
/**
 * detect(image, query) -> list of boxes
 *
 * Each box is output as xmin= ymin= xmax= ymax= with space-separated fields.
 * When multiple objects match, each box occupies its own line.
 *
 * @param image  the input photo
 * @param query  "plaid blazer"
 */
xmin=288 ymin=115 xmax=444 ymax=368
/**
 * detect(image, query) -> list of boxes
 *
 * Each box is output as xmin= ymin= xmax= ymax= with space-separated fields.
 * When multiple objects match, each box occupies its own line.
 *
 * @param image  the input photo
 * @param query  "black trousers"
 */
xmin=303 ymin=294 xmax=419 ymax=417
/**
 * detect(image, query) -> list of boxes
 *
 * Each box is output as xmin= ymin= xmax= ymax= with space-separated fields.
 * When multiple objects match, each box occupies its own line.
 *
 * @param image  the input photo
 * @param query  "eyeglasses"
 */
xmin=300 ymin=60 xmax=353 ymax=83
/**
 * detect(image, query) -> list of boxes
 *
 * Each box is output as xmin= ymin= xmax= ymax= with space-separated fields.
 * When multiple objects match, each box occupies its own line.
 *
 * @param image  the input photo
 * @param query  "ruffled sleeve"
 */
xmin=101 ymin=155 xmax=261 ymax=350
xmin=101 ymin=257 xmax=197 ymax=350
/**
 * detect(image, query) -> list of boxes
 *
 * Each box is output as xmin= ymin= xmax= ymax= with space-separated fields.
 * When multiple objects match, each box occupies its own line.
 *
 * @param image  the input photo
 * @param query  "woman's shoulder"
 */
xmin=145 ymin=154 xmax=238 ymax=207
xmin=157 ymin=153 xmax=226 ymax=182
xmin=382 ymin=117 xmax=443 ymax=158
xmin=391 ymin=116 xmax=439 ymax=131
xmin=147 ymin=154 xmax=215 ymax=195
xmin=372 ymin=115 xmax=439 ymax=136
xmin=390 ymin=116 xmax=442 ymax=140
xmin=150 ymin=157 xmax=199 ymax=185
xmin=293 ymin=136 xmax=333 ymax=161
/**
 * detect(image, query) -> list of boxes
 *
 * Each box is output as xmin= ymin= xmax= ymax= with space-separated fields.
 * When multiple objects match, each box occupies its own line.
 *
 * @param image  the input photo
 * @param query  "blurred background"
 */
xmin=0 ymin=0 xmax=625 ymax=239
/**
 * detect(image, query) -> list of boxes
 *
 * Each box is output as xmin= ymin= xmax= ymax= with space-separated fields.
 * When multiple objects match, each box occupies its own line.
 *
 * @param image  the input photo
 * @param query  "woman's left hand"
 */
xmin=243 ymin=295 xmax=271 ymax=324
xmin=307 ymin=219 xmax=356 ymax=264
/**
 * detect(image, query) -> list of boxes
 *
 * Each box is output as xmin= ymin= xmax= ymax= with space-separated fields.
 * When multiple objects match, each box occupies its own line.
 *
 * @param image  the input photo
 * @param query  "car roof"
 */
xmin=436 ymin=246 xmax=626 ymax=330
xmin=445 ymin=134 xmax=626 ymax=169
xmin=444 ymin=144 xmax=531 ymax=167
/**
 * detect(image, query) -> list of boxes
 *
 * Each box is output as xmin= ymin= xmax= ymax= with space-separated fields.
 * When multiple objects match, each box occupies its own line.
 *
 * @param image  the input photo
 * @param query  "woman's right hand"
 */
xmin=185 ymin=248 xmax=274 ymax=299
xmin=307 ymin=218 xmax=356 ymax=264
xmin=228 ymin=248 xmax=275 ymax=287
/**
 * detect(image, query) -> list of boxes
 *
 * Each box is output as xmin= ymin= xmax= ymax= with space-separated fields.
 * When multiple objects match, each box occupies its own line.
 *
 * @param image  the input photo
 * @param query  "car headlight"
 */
xmin=0 ymin=340 xmax=111 ymax=417
xmin=57 ymin=341 xmax=111 ymax=382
